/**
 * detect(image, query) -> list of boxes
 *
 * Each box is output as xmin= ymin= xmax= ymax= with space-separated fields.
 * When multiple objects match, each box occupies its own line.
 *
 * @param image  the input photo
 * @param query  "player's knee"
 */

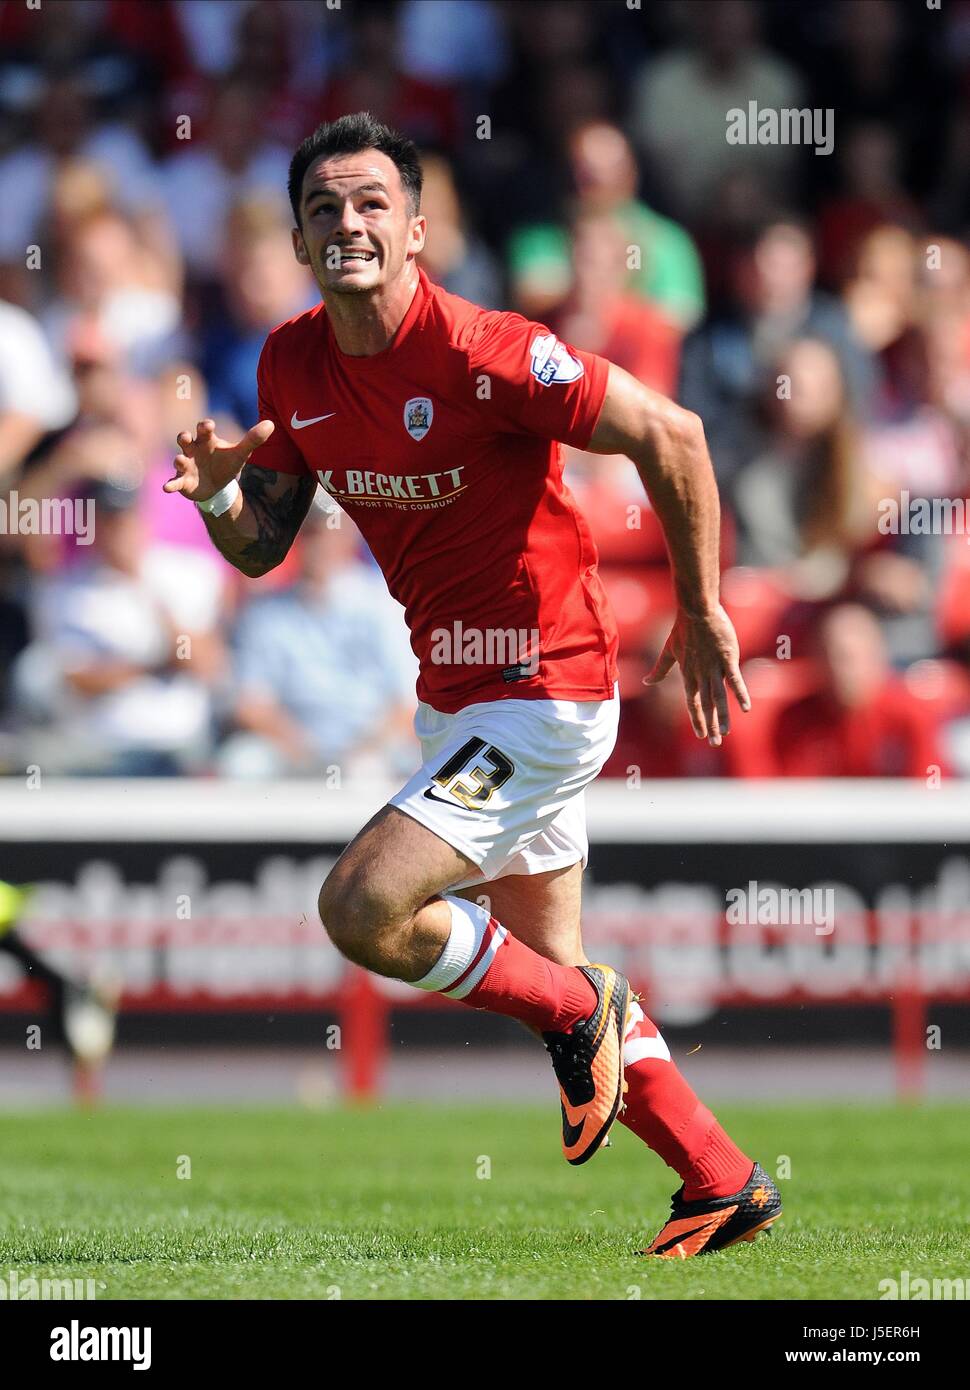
xmin=317 ymin=867 xmax=400 ymax=970
xmin=317 ymin=871 xmax=370 ymax=960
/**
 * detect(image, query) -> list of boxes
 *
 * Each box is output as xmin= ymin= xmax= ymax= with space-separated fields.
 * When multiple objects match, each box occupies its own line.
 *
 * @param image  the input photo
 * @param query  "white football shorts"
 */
xmin=389 ymin=685 xmax=620 ymax=890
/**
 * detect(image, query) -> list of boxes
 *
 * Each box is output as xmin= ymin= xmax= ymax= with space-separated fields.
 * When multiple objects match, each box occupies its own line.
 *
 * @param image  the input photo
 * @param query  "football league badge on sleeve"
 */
xmin=529 ymin=334 xmax=584 ymax=386
xmin=404 ymin=397 xmax=434 ymax=440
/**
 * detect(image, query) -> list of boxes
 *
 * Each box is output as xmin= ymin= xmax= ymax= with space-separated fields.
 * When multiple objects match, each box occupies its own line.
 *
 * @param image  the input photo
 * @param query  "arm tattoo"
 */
xmin=200 ymin=468 xmax=316 ymax=576
xmin=239 ymin=468 xmax=315 ymax=573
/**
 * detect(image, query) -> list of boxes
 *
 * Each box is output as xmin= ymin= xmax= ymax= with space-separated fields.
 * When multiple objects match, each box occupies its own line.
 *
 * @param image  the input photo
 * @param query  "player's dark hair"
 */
xmin=288 ymin=112 xmax=423 ymax=226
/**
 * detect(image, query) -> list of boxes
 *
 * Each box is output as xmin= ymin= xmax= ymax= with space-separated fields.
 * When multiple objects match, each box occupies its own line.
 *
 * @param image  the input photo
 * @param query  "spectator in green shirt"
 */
xmin=506 ymin=122 xmax=705 ymax=331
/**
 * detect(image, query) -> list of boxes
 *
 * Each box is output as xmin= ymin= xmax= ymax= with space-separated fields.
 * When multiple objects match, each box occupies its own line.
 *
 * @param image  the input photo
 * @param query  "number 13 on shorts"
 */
xmin=429 ymin=737 xmax=515 ymax=809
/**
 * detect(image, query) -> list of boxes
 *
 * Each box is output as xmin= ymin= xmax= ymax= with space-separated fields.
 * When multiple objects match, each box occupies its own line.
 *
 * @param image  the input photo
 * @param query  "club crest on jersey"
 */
xmin=404 ymin=397 xmax=433 ymax=440
xmin=529 ymin=334 xmax=584 ymax=387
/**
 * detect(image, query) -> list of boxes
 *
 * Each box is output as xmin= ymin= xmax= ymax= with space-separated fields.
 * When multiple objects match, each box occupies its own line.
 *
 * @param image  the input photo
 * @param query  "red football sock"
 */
xmin=619 ymin=1002 xmax=753 ymax=1200
xmin=460 ymin=930 xmax=596 ymax=1031
xmin=410 ymin=896 xmax=596 ymax=1033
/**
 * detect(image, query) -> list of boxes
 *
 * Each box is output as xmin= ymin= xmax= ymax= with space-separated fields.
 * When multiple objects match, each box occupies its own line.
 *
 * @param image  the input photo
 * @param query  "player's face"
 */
xmin=294 ymin=150 xmax=425 ymax=295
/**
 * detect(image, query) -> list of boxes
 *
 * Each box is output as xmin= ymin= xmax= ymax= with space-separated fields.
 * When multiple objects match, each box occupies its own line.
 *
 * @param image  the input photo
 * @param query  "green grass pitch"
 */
xmin=1 ymin=1102 xmax=967 ymax=1299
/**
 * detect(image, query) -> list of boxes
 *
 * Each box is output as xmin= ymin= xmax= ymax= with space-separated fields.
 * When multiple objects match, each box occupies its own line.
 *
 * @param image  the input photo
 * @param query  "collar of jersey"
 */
xmin=327 ymin=265 xmax=431 ymax=370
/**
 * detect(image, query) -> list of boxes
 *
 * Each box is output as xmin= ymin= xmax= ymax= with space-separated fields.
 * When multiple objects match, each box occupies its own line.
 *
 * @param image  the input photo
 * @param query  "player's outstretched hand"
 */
xmin=644 ymin=603 xmax=751 ymax=747
xmin=163 ymin=418 xmax=275 ymax=502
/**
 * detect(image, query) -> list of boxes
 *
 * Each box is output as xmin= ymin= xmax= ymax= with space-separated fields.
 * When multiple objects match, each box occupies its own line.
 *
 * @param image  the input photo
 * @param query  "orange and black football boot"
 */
xmin=542 ymin=963 xmax=632 ymax=1165
xmin=640 ymin=1161 xmax=783 ymax=1258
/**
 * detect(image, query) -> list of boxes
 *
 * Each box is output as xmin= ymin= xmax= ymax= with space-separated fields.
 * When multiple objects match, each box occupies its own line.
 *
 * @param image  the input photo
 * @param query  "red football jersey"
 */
xmin=251 ymin=267 xmax=619 ymax=713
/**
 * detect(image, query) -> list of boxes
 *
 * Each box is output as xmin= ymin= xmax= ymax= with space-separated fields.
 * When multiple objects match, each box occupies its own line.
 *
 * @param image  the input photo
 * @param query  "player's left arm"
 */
xmin=586 ymin=362 xmax=750 ymax=745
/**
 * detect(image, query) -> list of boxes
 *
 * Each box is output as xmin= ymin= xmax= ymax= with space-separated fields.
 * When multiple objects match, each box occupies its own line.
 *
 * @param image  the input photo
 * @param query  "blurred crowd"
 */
xmin=1 ymin=0 xmax=969 ymax=780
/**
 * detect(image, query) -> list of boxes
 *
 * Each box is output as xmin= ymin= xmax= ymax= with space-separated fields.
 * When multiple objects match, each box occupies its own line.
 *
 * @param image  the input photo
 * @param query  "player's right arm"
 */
xmin=164 ymin=418 xmax=316 ymax=577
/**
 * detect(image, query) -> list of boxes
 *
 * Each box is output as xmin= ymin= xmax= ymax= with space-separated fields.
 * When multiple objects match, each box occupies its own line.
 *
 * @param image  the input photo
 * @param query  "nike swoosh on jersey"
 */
xmin=423 ymin=786 xmax=461 ymax=807
xmin=290 ymin=411 xmax=337 ymax=429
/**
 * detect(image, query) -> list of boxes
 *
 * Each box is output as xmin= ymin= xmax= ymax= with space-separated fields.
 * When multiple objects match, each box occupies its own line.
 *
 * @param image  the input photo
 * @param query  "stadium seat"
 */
xmin=579 ymin=480 xmax=670 ymax=563
xmin=597 ymin=564 xmax=674 ymax=654
xmin=580 ymin=481 xmax=738 ymax=570
xmin=721 ymin=567 xmax=796 ymax=660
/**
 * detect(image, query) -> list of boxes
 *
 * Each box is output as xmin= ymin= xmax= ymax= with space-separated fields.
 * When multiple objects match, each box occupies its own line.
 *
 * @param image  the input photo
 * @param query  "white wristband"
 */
xmin=195 ymin=477 xmax=240 ymax=517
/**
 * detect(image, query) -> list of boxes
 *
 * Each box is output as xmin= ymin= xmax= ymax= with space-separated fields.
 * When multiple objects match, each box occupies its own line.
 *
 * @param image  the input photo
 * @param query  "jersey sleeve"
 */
xmin=250 ymin=333 xmax=311 ymax=476
xmin=465 ymin=309 xmax=610 ymax=449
